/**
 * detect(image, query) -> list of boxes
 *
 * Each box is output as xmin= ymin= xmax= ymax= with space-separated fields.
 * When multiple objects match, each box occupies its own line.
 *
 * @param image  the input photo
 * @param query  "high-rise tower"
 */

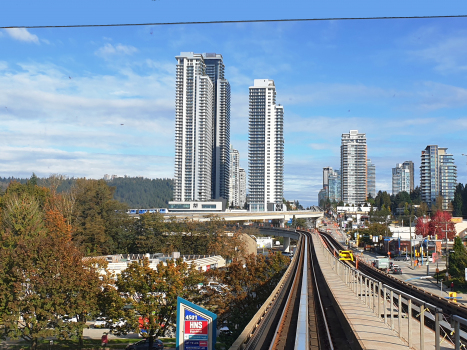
xmin=204 ymin=53 xmax=231 ymax=200
xmin=392 ymin=162 xmax=412 ymax=195
xmin=229 ymin=145 xmax=240 ymax=207
xmin=341 ymin=130 xmax=367 ymax=204
xmin=248 ymin=79 xmax=284 ymax=212
xmin=173 ymin=52 xmax=230 ymax=202
xmin=367 ymin=159 xmax=376 ymax=199
xmin=420 ymin=146 xmax=457 ymax=210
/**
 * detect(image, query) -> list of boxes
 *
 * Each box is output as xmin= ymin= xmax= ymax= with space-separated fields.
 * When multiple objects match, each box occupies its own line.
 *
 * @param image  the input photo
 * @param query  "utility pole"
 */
xmin=441 ymin=219 xmax=450 ymax=269
xmin=410 ymin=214 xmax=413 ymax=267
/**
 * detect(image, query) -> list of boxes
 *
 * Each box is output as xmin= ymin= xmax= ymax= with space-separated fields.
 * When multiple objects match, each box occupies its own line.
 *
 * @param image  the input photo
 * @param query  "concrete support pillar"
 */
xmin=279 ymin=219 xmax=285 ymax=228
xmin=283 ymin=237 xmax=290 ymax=252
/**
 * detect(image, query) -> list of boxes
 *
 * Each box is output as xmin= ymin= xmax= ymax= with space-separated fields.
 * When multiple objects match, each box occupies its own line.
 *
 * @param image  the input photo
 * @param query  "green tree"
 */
xmin=448 ymin=237 xmax=467 ymax=284
xmin=452 ymin=184 xmax=464 ymax=217
xmin=108 ymin=258 xmax=204 ymax=348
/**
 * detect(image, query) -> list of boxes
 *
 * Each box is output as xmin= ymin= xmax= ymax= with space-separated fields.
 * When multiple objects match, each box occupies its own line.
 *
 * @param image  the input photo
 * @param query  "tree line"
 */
xmin=0 ymin=175 xmax=174 ymax=209
xmin=0 ymin=177 xmax=289 ymax=349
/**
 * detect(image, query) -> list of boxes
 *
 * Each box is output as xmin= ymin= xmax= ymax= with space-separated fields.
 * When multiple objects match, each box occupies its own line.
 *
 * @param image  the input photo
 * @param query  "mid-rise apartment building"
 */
xmin=367 ymin=159 xmax=376 ymax=199
xmin=341 ymin=130 xmax=367 ymax=204
xmin=420 ymin=145 xmax=457 ymax=210
xmin=328 ymin=169 xmax=341 ymax=203
xmin=392 ymin=162 xmax=412 ymax=195
xmin=173 ymin=52 xmax=230 ymax=202
xmin=248 ymin=79 xmax=284 ymax=212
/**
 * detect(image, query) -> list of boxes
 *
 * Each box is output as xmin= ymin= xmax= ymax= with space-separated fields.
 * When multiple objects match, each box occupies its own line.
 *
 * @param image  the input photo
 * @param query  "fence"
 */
xmin=316 ymin=233 xmax=455 ymax=350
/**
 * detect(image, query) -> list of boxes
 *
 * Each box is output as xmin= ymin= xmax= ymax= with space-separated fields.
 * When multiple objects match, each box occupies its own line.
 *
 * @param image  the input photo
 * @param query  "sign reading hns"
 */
xmin=176 ymin=297 xmax=217 ymax=350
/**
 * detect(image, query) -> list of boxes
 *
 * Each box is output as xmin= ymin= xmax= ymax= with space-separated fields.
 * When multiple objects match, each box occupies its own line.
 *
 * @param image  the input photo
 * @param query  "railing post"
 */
xmin=398 ymin=294 xmax=402 ymax=339
xmin=455 ymin=318 xmax=460 ymax=350
xmin=390 ymin=290 xmax=394 ymax=331
xmin=372 ymin=281 xmax=376 ymax=314
xmin=384 ymin=286 xmax=387 ymax=325
xmin=378 ymin=282 xmax=382 ymax=319
xmin=408 ymin=299 xmax=412 ymax=348
xmin=435 ymin=309 xmax=440 ymax=350
xmin=364 ymin=278 xmax=367 ymax=306
xmin=420 ymin=305 xmax=425 ymax=350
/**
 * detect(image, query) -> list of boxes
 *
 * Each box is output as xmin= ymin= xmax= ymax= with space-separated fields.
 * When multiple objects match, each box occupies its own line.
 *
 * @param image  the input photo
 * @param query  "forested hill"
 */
xmin=111 ymin=177 xmax=173 ymax=208
xmin=0 ymin=176 xmax=174 ymax=208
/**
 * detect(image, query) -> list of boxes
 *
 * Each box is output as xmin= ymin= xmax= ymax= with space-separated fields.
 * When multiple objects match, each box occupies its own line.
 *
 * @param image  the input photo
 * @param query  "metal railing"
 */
xmin=315 ymin=232 xmax=452 ymax=350
xmin=451 ymin=315 xmax=467 ymax=350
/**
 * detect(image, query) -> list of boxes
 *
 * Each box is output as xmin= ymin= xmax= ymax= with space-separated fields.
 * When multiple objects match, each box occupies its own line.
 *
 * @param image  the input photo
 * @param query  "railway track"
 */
xmin=231 ymin=229 xmax=350 ymax=350
xmin=229 ymin=230 xmax=349 ymax=350
xmin=320 ymin=230 xmax=467 ymax=344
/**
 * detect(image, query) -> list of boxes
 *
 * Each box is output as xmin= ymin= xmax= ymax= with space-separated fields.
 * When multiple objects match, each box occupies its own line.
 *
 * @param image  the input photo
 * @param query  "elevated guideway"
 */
xmin=162 ymin=209 xmax=323 ymax=222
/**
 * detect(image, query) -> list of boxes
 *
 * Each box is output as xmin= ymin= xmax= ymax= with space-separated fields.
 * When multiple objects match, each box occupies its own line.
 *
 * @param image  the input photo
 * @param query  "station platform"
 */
xmin=312 ymin=233 xmax=454 ymax=350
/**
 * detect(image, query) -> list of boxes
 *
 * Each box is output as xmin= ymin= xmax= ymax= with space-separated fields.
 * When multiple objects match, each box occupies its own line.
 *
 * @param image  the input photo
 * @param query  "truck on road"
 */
xmin=374 ymin=256 xmax=390 ymax=270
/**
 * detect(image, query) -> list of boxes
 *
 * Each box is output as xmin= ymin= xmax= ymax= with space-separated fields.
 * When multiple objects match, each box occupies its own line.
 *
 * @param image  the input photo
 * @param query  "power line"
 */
xmin=2 ymin=14 xmax=467 ymax=29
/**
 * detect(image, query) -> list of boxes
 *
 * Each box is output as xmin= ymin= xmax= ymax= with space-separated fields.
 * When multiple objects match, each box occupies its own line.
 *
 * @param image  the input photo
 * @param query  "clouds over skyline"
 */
xmin=1 ymin=20 xmax=466 ymax=206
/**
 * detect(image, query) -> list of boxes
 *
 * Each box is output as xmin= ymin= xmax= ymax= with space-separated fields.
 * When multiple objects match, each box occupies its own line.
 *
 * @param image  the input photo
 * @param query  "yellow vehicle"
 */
xmin=339 ymin=250 xmax=354 ymax=261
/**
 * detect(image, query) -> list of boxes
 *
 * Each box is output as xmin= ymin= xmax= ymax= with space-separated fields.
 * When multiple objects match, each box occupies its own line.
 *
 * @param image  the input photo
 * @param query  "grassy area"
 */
xmin=0 ymin=337 xmax=176 ymax=349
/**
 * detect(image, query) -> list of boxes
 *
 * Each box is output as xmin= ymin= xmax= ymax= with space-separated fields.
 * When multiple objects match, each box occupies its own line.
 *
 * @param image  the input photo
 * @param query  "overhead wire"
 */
xmin=1 ymin=14 xmax=467 ymax=29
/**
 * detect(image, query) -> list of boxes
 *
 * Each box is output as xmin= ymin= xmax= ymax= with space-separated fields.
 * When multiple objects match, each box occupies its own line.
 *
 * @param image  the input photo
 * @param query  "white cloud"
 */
xmin=0 ymin=61 xmax=7 ymax=71
xmin=408 ymin=30 xmax=467 ymax=74
xmin=0 ymin=60 xmax=176 ymax=179
xmin=4 ymin=28 xmax=39 ymax=43
xmin=95 ymin=43 xmax=138 ymax=58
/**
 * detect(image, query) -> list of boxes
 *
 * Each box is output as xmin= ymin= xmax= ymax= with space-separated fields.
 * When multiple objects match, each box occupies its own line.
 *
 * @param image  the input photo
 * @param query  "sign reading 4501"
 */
xmin=176 ymin=297 xmax=217 ymax=350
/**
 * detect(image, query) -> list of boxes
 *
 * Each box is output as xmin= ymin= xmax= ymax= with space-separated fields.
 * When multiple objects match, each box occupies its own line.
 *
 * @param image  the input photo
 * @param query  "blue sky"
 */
xmin=1 ymin=1 xmax=467 ymax=206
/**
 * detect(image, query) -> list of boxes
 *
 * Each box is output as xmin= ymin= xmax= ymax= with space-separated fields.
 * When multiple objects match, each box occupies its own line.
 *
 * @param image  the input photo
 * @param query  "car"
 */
xmin=393 ymin=256 xmax=410 ymax=261
xmin=392 ymin=267 xmax=402 ymax=274
xmin=125 ymin=338 xmax=164 ymax=350
xmin=93 ymin=318 xmax=108 ymax=328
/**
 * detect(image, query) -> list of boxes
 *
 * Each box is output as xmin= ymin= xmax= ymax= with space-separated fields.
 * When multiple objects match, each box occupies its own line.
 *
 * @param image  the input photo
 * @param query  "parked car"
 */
xmin=93 ymin=317 xmax=108 ymax=328
xmin=125 ymin=338 xmax=164 ymax=350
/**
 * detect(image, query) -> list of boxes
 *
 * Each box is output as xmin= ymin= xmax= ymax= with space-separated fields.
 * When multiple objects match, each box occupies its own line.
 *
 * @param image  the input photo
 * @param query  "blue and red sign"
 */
xmin=176 ymin=297 xmax=217 ymax=350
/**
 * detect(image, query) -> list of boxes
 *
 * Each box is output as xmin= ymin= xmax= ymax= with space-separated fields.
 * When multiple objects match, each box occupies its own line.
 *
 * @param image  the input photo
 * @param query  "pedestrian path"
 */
xmin=313 ymin=233 xmax=455 ymax=350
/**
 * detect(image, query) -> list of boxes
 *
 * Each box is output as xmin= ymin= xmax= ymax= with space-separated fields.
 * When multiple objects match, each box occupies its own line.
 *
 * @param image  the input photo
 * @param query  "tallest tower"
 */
xmin=173 ymin=52 xmax=230 ymax=202
xmin=203 ymin=53 xmax=231 ymax=200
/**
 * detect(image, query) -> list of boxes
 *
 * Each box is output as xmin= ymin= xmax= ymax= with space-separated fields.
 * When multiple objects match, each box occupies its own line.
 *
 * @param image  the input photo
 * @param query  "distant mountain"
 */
xmin=0 ymin=176 xmax=174 ymax=208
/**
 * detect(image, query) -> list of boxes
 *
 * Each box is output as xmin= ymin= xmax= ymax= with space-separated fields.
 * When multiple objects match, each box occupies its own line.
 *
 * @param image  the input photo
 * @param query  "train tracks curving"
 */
xmin=233 ymin=230 xmax=350 ymax=350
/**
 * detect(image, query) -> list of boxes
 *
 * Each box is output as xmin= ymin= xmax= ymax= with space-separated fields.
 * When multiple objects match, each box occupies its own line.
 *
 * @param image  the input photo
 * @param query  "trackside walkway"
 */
xmin=312 ymin=233 xmax=454 ymax=350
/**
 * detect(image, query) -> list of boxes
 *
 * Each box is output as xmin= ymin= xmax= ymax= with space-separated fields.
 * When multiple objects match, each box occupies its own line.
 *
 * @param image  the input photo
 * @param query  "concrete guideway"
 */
xmin=162 ymin=210 xmax=323 ymax=222
xmin=313 ymin=232 xmax=454 ymax=350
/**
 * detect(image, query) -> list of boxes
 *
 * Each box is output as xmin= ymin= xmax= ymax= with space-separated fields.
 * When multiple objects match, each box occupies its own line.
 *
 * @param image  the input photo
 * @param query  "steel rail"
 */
xmin=307 ymin=231 xmax=334 ymax=350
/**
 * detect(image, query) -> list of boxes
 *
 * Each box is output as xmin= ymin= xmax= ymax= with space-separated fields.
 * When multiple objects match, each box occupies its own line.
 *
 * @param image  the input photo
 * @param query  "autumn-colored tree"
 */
xmin=206 ymin=252 xmax=289 ymax=346
xmin=415 ymin=217 xmax=430 ymax=237
xmin=0 ymin=185 xmax=103 ymax=349
xmin=108 ymin=258 xmax=204 ymax=349
xmin=429 ymin=210 xmax=455 ymax=240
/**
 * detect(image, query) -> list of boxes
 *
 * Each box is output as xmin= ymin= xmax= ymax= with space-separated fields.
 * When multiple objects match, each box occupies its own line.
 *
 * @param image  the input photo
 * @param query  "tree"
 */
xmin=415 ymin=217 xmax=429 ymax=237
xmin=452 ymin=184 xmax=464 ymax=217
xmin=448 ymin=237 xmax=467 ymax=283
xmin=429 ymin=210 xmax=455 ymax=240
xmin=206 ymin=253 xmax=289 ymax=346
xmin=0 ymin=187 xmax=102 ymax=349
xmin=109 ymin=258 xmax=204 ymax=349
